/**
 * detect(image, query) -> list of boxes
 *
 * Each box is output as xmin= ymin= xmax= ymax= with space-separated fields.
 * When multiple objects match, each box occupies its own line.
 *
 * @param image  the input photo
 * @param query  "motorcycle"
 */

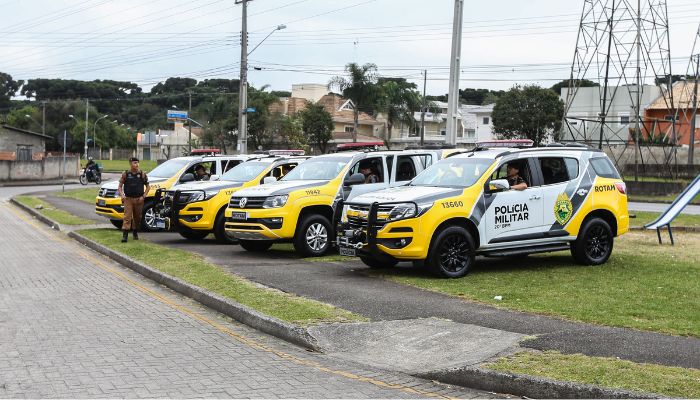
xmin=79 ymin=167 xmax=102 ymax=185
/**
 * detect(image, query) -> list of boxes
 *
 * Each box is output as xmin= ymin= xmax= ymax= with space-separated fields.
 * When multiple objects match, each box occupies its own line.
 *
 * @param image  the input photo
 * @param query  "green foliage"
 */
xmin=14 ymin=196 xmax=93 ymax=225
xmin=246 ymin=88 xmax=282 ymax=151
xmin=0 ymin=72 xmax=23 ymax=109
xmin=299 ymin=102 xmax=334 ymax=153
xmin=376 ymin=78 xmax=421 ymax=137
xmin=5 ymin=105 xmax=41 ymax=131
xmin=492 ymin=85 xmax=565 ymax=145
xmin=328 ymin=62 xmax=380 ymax=142
xmin=270 ymin=90 xmax=292 ymax=98
xmin=21 ymin=78 xmax=140 ymax=100
xmin=277 ymin=114 xmax=308 ymax=151
xmin=459 ymin=88 xmax=505 ymax=105
xmin=550 ymin=78 xmax=599 ymax=95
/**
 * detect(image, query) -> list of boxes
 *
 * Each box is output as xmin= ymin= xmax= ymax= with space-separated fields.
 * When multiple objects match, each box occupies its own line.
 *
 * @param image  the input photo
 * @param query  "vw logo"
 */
xmin=239 ymin=197 xmax=248 ymax=208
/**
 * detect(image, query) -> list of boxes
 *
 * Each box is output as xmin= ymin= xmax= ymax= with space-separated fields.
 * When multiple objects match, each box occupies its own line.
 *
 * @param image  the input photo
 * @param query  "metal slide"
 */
xmin=644 ymin=174 xmax=700 ymax=244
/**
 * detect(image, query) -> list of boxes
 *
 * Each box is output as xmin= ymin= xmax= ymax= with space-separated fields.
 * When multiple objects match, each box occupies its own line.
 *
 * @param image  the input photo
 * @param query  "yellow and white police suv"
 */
xmin=160 ymin=153 xmax=308 ymax=243
xmin=225 ymin=150 xmax=440 ymax=256
xmin=337 ymin=144 xmax=629 ymax=278
xmin=95 ymin=155 xmax=252 ymax=231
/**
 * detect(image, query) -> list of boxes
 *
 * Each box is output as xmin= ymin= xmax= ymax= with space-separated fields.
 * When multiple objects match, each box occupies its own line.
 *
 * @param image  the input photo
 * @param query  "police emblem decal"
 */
xmin=239 ymin=197 xmax=247 ymax=208
xmin=554 ymin=192 xmax=573 ymax=225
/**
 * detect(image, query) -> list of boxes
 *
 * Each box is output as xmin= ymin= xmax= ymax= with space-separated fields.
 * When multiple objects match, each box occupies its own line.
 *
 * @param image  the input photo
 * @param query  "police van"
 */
xmin=159 ymin=152 xmax=308 ymax=243
xmin=224 ymin=149 xmax=441 ymax=256
xmin=337 ymin=144 xmax=629 ymax=278
xmin=95 ymin=155 xmax=254 ymax=230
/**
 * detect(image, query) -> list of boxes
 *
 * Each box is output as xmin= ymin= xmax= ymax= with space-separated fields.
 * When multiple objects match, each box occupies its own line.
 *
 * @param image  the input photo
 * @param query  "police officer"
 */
xmin=118 ymin=157 xmax=150 ymax=242
xmin=506 ymin=163 xmax=528 ymax=191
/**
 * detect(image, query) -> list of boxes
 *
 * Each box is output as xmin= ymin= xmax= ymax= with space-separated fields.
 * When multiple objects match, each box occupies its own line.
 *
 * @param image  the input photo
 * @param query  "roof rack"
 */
xmin=475 ymin=139 xmax=534 ymax=149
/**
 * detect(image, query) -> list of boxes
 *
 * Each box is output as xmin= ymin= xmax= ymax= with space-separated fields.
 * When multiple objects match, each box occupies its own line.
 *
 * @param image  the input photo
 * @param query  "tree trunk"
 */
xmin=353 ymin=109 xmax=359 ymax=142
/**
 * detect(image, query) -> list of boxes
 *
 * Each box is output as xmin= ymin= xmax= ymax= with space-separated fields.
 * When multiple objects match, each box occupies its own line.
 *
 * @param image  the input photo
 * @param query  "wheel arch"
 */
xmin=582 ymin=208 xmax=618 ymax=237
xmin=299 ymin=204 xmax=334 ymax=223
xmin=430 ymin=217 xmax=480 ymax=250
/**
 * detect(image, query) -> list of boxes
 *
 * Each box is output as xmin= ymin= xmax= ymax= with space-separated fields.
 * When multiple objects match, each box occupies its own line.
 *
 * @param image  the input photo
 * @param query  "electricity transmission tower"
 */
xmin=562 ymin=0 xmax=677 ymax=178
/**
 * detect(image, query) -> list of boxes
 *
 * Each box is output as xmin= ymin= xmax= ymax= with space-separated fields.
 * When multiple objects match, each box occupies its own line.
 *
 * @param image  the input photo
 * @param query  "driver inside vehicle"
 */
xmin=194 ymin=164 xmax=210 ymax=181
xmin=506 ymin=163 xmax=528 ymax=191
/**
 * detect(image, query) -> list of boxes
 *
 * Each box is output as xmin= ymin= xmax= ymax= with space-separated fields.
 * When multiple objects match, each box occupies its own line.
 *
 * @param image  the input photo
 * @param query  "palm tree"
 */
xmin=328 ymin=63 xmax=379 ymax=142
xmin=376 ymin=78 xmax=422 ymax=139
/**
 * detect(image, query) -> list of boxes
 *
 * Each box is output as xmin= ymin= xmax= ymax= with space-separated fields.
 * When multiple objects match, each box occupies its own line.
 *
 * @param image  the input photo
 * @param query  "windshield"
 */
xmin=220 ymin=161 xmax=269 ymax=182
xmin=411 ymin=158 xmax=493 ymax=188
xmin=281 ymin=157 xmax=350 ymax=181
xmin=147 ymin=159 xmax=190 ymax=178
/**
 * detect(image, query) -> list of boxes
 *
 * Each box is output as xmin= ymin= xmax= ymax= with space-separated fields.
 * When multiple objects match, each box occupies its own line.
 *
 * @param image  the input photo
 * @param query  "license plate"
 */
xmin=97 ymin=199 xmax=106 ymax=206
xmin=231 ymin=212 xmax=247 ymax=221
xmin=155 ymin=219 xmax=166 ymax=229
xmin=339 ymin=247 xmax=356 ymax=257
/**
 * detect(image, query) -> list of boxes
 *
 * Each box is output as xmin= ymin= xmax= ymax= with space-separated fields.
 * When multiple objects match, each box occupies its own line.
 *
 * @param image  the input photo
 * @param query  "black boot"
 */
xmin=121 ymin=231 xmax=128 ymax=243
xmin=133 ymin=229 xmax=139 ymax=240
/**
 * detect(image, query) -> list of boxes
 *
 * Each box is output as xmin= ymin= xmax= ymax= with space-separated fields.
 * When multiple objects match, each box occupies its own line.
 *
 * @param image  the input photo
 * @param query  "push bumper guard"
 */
xmin=154 ymin=189 xmax=206 ymax=230
xmin=336 ymin=201 xmax=418 ymax=257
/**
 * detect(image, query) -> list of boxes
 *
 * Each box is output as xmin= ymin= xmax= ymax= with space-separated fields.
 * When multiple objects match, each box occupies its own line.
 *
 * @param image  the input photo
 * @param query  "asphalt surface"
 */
xmin=29 ymin=192 xmax=700 ymax=370
xmin=1 ymin=187 xmax=493 ymax=398
xmin=628 ymin=201 xmax=700 ymax=214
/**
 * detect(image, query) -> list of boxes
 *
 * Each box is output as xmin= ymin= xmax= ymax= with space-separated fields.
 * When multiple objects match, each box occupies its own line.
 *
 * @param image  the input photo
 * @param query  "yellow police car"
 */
xmin=225 ymin=150 xmax=440 ymax=256
xmin=95 ymin=155 xmax=251 ymax=230
xmin=161 ymin=153 xmax=308 ymax=243
xmin=337 ymin=144 xmax=629 ymax=278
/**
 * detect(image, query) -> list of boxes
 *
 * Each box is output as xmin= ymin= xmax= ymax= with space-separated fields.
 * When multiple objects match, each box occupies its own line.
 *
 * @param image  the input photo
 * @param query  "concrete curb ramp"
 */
xmin=10 ymin=195 xmax=669 ymax=399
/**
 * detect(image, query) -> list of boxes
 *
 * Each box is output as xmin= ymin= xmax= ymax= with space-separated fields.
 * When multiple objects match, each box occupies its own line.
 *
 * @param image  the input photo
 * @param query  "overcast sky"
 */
xmin=1 ymin=0 xmax=698 ymax=96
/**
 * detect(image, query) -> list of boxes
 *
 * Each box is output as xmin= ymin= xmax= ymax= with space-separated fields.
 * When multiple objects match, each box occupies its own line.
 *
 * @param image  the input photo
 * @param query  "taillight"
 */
xmin=614 ymin=182 xmax=626 ymax=195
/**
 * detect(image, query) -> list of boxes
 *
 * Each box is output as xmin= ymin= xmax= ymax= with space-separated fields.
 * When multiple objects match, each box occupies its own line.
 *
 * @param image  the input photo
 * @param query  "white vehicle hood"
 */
xmin=233 ymin=180 xmax=328 ymax=197
xmin=171 ymin=180 xmax=244 ymax=192
xmin=349 ymin=185 xmax=465 ymax=205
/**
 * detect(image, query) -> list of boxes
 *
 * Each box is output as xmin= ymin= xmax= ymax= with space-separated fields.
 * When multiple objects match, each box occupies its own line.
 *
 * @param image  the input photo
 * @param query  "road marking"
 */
xmin=7 ymin=203 xmax=458 ymax=399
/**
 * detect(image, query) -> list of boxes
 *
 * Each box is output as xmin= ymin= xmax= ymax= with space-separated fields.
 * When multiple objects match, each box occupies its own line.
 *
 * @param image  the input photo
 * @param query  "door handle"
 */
xmin=529 ymin=195 xmax=542 ymax=200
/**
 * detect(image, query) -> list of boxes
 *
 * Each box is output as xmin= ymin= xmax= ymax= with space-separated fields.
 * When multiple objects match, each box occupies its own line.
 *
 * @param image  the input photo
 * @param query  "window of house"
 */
xmin=344 ymin=125 xmax=354 ymax=133
xmin=618 ymin=113 xmax=630 ymax=127
xmin=664 ymin=114 xmax=675 ymax=121
xmin=340 ymin=101 xmax=355 ymax=111
xmin=539 ymin=157 xmax=578 ymax=185
xmin=439 ymin=129 xmax=446 ymax=136
xmin=482 ymin=117 xmax=490 ymax=125
xmin=466 ymin=129 xmax=476 ymax=139
xmin=16 ymin=145 xmax=32 ymax=161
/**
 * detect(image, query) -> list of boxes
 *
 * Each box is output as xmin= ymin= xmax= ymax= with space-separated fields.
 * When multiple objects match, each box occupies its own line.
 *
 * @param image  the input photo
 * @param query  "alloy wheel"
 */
xmin=305 ymin=223 xmax=328 ymax=251
xmin=438 ymin=234 xmax=470 ymax=273
xmin=585 ymin=225 xmax=610 ymax=260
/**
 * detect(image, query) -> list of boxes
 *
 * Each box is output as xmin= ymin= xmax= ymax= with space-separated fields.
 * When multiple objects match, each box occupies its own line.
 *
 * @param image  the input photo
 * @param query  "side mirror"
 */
xmin=344 ymin=172 xmax=365 ymax=187
xmin=486 ymin=179 xmax=510 ymax=193
xmin=263 ymin=176 xmax=277 ymax=184
xmin=210 ymin=174 xmax=220 ymax=181
xmin=180 ymin=173 xmax=195 ymax=183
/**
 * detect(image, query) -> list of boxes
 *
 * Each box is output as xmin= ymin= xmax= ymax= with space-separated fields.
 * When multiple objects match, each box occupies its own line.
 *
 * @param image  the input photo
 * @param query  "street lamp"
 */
xmin=24 ymin=114 xmax=40 ymax=129
xmin=92 ymin=114 xmax=109 ymax=155
xmin=237 ymin=19 xmax=287 ymax=154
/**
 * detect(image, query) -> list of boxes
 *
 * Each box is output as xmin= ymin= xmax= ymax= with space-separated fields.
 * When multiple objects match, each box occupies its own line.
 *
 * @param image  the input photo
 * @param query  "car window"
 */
xmin=411 ymin=158 xmax=492 ymax=188
xmin=539 ymin=157 xmax=576 ymax=185
xmin=590 ymin=157 xmax=620 ymax=179
xmin=222 ymin=159 xmax=240 ymax=173
xmin=348 ymin=157 xmax=384 ymax=184
xmin=492 ymin=158 xmax=533 ymax=187
xmin=281 ymin=157 xmax=350 ymax=181
xmin=148 ymin=158 xmax=189 ymax=178
xmin=395 ymin=155 xmax=418 ymax=182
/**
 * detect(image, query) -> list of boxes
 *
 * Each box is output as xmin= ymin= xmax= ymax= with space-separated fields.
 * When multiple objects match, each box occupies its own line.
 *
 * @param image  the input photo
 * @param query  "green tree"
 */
xmin=299 ymin=102 xmax=334 ymax=154
xmin=279 ymin=114 xmax=307 ymax=151
xmin=5 ymin=105 xmax=40 ymax=130
xmin=328 ymin=62 xmax=379 ymax=142
xmin=376 ymin=78 xmax=421 ymax=139
xmin=550 ymin=79 xmax=599 ymax=95
xmin=492 ymin=85 xmax=565 ymax=146
xmin=246 ymin=87 xmax=281 ymax=150
xmin=0 ymin=72 xmax=23 ymax=109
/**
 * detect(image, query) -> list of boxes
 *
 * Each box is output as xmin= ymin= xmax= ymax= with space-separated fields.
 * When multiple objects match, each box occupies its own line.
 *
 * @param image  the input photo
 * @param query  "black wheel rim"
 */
xmin=438 ymin=234 xmax=470 ymax=273
xmin=585 ymin=225 xmax=610 ymax=260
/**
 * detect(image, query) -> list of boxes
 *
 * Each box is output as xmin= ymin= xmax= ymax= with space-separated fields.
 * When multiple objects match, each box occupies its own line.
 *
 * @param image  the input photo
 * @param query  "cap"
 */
xmin=129 ymin=157 xmax=139 ymax=162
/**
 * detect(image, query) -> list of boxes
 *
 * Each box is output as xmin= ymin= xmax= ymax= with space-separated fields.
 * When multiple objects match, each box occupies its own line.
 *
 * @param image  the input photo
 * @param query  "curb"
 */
xmin=419 ymin=366 xmax=663 ymax=399
xmin=0 ymin=180 xmax=80 ymax=187
xmin=10 ymin=197 xmax=63 ymax=231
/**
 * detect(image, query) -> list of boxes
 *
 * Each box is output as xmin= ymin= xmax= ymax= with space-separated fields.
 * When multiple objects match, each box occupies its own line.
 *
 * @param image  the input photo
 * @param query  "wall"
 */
xmin=0 ymin=128 xmax=46 ymax=160
xmin=604 ymin=145 xmax=700 ymax=166
xmin=0 ymin=156 xmax=80 ymax=181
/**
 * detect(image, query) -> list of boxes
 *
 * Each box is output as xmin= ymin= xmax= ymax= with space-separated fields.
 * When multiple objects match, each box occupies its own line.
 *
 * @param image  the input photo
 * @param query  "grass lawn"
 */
xmin=484 ymin=351 xmax=700 ymax=398
xmin=631 ymin=211 xmax=700 ymax=228
xmin=15 ymin=196 xmax=94 ymax=225
xmin=91 ymin=159 xmax=158 ymax=173
xmin=78 ymin=228 xmax=364 ymax=325
xmin=377 ymin=231 xmax=700 ymax=337
xmin=628 ymin=193 xmax=700 ymax=205
xmin=56 ymin=187 xmax=99 ymax=204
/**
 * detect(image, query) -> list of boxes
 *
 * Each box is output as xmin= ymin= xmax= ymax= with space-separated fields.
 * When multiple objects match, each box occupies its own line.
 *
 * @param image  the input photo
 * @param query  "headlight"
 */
xmin=387 ymin=202 xmax=433 ymax=221
xmin=263 ymin=195 xmax=288 ymax=208
xmin=188 ymin=190 xmax=219 ymax=202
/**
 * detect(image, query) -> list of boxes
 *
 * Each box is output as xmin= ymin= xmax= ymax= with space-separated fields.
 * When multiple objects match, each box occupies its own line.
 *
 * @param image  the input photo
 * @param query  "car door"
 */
xmin=538 ymin=156 xmax=580 ymax=231
xmin=482 ymin=157 xmax=544 ymax=245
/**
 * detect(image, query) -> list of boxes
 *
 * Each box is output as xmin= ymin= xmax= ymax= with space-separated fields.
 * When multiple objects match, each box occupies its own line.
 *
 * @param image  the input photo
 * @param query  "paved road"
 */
xmin=0 ymin=194 xmax=492 ymax=398
xmin=30 ymin=192 xmax=700 ymax=370
xmin=628 ymin=201 xmax=700 ymax=215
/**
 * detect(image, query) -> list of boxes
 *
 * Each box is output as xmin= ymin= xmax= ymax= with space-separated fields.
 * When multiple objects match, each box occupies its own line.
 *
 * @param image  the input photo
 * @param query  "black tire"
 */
xmin=79 ymin=174 xmax=87 ymax=185
xmin=140 ymin=201 xmax=159 ymax=232
xmin=239 ymin=239 xmax=273 ymax=252
xmin=213 ymin=209 xmax=237 ymax=244
xmin=571 ymin=217 xmax=614 ymax=265
xmin=94 ymin=175 xmax=102 ymax=184
xmin=110 ymin=219 xmax=123 ymax=229
xmin=426 ymin=226 xmax=476 ymax=278
xmin=360 ymin=256 xmax=398 ymax=269
xmin=293 ymin=214 xmax=333 ymax=257
xmin=178 ymin=227 xmax=209 ymax=240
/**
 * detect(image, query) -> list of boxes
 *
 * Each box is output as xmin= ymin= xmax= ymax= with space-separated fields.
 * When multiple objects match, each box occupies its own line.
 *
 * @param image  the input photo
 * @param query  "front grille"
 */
xmin=346 ymin=204 xmax=393 ymax=230
xmin=229 ymin=196 xmax=267 ymax=209
xmin=98 ymin=188 xmax=117 ymax=197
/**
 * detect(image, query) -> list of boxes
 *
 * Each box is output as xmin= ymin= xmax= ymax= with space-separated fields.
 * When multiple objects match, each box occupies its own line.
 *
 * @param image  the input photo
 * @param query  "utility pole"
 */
xmin=41 ymin=101 xmax=46 ymax=136
xmin=62 ymin=130 xmax=66 ymax=193
xmin=236 ymin=0 xmax=249 ymax=155
xmin=420 ymin=70 xmax=427 ymax=147
xmin=690 ymin=54 xmax=700 ymax=164
xmin=84 ymin=99 xmax=89 ymax=160
xmin=445 ymin=0 xmax=464 ymax=147
xmin=188 ymin=91 xmax=193 ymax=154
xmin=599 ymin=0 xmax=615 ymax=150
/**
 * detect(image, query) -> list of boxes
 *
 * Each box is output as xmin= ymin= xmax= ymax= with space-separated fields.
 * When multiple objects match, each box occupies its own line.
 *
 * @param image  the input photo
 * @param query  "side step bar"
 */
xmin=481 ymin=243 xmax=570 ymax=258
